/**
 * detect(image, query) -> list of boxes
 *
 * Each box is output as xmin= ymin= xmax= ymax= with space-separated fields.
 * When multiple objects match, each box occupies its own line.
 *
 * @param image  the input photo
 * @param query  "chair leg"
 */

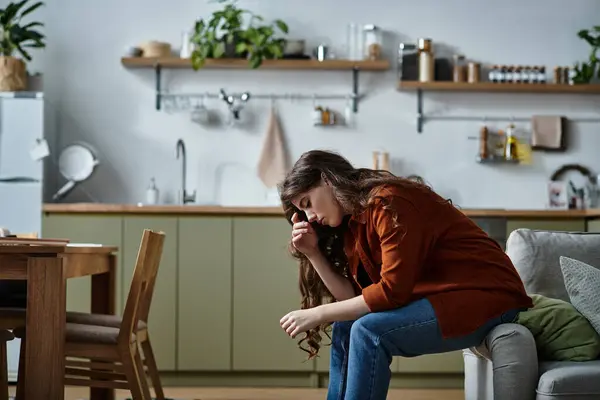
xmin=141 ymin=337 xmax=164 ymax=400
xmin=15 ymin=339 xmax=25 ymax=400
xmin=133 ymin=347 xmax=153 ymax=400
xmin=120 ymin=343 xmax=151 ymax=400
xmin=0 ymin=339 xmax=9 ymax=400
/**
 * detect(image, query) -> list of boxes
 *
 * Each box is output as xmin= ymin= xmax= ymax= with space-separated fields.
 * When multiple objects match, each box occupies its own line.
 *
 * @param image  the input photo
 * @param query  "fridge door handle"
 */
xmin=0 ymin=177 xmax=40 ymax=183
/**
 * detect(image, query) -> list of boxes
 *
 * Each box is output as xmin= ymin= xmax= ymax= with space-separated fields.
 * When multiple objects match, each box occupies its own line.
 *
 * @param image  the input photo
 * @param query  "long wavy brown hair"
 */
xmin=277 ymin=149 xmax=445 ymax=359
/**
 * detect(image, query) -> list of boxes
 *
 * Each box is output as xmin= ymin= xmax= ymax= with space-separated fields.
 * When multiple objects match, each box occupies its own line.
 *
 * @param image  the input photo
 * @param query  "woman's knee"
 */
xmin=349 ymin=314 xmax=384 ymax=344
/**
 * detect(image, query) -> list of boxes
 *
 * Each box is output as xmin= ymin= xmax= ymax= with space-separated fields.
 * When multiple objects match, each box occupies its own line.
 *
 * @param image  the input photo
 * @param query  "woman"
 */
xmin=278 ymin=150 xmax=532 ymax=400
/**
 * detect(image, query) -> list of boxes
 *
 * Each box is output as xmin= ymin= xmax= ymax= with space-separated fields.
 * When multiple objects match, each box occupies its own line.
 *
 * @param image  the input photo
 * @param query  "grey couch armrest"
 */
xmin=464 ymin=323 xmax=538 ymax=400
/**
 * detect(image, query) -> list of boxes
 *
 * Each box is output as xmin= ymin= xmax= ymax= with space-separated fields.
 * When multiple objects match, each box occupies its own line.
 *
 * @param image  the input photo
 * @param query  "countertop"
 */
xmin=42 ymin=203 xmax=600 ymax=219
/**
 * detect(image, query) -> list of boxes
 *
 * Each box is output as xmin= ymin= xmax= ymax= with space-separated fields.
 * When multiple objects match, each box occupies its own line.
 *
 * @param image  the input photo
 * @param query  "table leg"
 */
xmin=90 ymin=254 xmax=117 ymax=400
xmin=25 ymin=256 xmax=65 ymax=400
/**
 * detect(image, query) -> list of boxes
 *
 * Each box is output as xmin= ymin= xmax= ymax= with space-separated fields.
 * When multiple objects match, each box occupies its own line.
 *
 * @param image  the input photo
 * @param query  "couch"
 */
xmin=463 ymin=229 xmax=600 ymax=400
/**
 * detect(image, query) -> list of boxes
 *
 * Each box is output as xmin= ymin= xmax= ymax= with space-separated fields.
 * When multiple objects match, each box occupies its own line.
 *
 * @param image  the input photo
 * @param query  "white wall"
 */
xmin=14 ymin=0 xmax=600 ymax=208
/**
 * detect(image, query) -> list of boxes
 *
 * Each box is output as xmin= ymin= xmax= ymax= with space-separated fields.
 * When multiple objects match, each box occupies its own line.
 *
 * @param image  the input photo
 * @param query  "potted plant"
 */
xmin=572 ymin=25 xmax=600 ymax=84
xmin=190 ymin=0 xmax=288 ymax=70
xmin=0 ymin=0 xmax=45 ymax=91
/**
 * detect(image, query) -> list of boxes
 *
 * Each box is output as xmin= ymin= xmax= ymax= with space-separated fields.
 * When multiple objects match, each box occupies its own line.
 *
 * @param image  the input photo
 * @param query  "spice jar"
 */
xmin=363 ymin=24 xmax=382 ymax=60
xmin=453 ymin=54 xmax=467 ymax=82
xmin=468 ymin=62 xmax=481 ymax=83
xmin=418 ymin=38 xmax=434 ymax=82
xmin=553 ymin=66 xmax=562 ymax=84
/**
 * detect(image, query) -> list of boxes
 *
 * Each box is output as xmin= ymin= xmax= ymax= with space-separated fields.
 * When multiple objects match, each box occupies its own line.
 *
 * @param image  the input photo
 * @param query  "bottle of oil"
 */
xmin=504 ymin=124 xmax=518 ymax=161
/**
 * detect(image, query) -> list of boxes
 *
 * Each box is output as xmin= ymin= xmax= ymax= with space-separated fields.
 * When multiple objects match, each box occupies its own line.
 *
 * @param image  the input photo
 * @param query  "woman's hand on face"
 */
xmin=291 ymin=212 xmax=318 ymax=257
xmin=280 ymin=308 xmax=323 ymax=339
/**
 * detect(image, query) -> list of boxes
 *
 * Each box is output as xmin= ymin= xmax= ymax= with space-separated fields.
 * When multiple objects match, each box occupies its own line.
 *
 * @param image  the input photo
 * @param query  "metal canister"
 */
xmin=397 ymin=42 xmax=418 ymax=81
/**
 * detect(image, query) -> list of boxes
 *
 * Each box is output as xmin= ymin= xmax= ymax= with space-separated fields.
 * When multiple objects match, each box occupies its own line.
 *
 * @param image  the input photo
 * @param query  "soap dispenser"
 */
xmin=146 ymin=177 xmax=159 ymax=205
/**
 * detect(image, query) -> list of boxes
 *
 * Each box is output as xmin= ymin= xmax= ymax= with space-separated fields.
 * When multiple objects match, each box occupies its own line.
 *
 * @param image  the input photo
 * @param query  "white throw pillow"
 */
xmin=559 ymin=256 xmax=600 ymax=336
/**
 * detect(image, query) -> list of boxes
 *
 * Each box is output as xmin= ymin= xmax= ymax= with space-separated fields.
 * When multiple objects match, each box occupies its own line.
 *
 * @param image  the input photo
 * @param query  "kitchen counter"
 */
xmin=42 ymin=203 xmax=600 ymax=219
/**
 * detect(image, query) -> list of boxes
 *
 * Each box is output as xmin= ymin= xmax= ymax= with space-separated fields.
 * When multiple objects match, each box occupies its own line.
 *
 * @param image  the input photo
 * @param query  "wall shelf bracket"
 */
xmin=155 ymin=64 xmax=162 ymax=111
xmin=416 ymin=88 xmax=424 ymax=133
xmin=352 ymin=67 xmax=359 ymax=113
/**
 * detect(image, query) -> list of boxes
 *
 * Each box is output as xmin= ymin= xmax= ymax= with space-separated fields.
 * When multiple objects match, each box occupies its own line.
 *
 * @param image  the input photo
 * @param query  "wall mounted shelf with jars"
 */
xmin=397 ymin=81 xmax=600 ymax=133
xmin=120 ymin=57 xmax=390 ymax=112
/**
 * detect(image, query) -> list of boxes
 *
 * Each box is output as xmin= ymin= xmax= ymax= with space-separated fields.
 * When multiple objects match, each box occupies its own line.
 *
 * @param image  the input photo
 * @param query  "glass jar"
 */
xmin=363 ymin=24 xmax=382 ymax=60
xmin=345 ymin=23 xmax=363 ymax=61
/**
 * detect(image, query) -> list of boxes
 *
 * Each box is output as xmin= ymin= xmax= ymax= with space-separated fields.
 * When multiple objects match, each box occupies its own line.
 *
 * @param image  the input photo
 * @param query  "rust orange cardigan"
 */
xmin=344 ymin=184 xmax=533 ymax=339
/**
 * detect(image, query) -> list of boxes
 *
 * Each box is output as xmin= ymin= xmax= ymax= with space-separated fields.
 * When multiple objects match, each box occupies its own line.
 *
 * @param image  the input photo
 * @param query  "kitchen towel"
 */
xmin=531 ymin=115 xmax=565 ymax=150
xmin=257 ymin=105 xmax=289 ymax=188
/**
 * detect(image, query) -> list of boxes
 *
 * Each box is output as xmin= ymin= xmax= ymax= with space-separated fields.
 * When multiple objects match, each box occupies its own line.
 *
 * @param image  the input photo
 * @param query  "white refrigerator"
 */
xmin=0 ymin=93 xmax=45 ymax=381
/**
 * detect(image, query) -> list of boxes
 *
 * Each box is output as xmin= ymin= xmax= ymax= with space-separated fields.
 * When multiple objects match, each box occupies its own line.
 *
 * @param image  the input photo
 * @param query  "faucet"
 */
xmin=176 ymin=139 xmax=196 ymax=204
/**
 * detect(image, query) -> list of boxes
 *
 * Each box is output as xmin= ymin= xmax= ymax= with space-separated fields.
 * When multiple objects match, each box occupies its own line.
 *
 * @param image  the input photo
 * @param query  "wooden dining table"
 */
xmin=0 ymin=243 xmax=117 ymax=400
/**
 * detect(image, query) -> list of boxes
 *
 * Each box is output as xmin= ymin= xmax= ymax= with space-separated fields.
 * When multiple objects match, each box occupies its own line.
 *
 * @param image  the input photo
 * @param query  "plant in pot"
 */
xmin=572 ymin=25 xmax=600 ymax=84
xmin=190 ymin=0 xmax=288 ymax=70
xmin=0 ymin=0 xmax=45 ymax=92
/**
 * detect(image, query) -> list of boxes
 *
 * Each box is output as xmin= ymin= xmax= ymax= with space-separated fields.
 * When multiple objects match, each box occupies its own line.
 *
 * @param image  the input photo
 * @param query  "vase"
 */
xmin=0 ymin=56 xmax=27 ymax=91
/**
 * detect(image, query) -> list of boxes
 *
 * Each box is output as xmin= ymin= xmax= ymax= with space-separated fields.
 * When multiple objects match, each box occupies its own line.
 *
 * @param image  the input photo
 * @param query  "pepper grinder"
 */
xmin=381 ymin=152 xmax=390 ymax=171
xmin=372 ymin=151 xmax=380 ymax=170
xmin=372 ymin=151 xmax=390 ymax=171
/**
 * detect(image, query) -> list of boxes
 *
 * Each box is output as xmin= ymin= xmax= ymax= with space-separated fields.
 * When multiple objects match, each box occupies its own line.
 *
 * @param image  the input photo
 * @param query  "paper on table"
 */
xmin=66 ymin=243 xmax=103 ymax=247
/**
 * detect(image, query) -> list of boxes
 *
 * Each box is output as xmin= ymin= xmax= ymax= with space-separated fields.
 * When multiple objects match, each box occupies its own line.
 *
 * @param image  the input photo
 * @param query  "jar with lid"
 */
xmin=363 ymin=25 xmax=382 ymax=60
xmin=488 ymin=65 xmax=498 ymax=83
xmin=453 ymin=54 xmax=467 ymax=82
xmin=418 ymin=38 xmax=434 ymax=82
xmin=468 ymin=62 xmax=481 ymax=83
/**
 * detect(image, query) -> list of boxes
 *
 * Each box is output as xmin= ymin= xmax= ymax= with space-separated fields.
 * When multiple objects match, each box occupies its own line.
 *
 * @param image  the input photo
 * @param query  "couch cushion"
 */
xmin=560 ymin=256 xmax=600 ymax=336
xmin=515 ymin=294 xmax=600 ymax=361
xmin=536 ymin=360 xmax=600 ymax=400
xmin=506 ymin=229 xmax=600 ymax=302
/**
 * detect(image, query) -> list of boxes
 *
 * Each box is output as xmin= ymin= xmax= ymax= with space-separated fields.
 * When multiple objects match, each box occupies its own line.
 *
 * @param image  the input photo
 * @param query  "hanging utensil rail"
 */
xmin=159 ymin=91 xmax=358 ymax=102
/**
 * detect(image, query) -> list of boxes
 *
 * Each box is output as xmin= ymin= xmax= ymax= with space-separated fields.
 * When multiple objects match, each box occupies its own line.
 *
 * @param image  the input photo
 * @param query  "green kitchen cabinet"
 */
xmin=232 ymin=217 xmax=314 ymax=371
xmin=506 ymin=219 xmax=587 ymax=237
xmin=315 ymin=328 xmax=333 ymax=372
xmin=41 ymin=214 xmax=123 ymax=313
xmin=587 ymin=219 xmax=600 ymax=232
xmin=177 ymin=216 xmax=233 ymax=371
xmin=122 ymin=216 xmax=178 ymax=371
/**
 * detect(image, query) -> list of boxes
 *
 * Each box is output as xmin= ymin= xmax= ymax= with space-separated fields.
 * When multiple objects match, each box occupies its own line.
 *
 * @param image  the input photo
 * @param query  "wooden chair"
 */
xmin=0 ymin=233 xmax=36 ymax=396
xmin=0 ymin=330 xmax=14 ymax=400
xmin=13 ymin=229 xmax=166 ymax=400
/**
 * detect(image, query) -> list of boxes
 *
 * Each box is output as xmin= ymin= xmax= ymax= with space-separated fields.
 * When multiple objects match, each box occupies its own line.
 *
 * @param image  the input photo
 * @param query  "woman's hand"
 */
xmin=280 ymin=308 xmax=323 ymax=339
xmin=291 ymin=212 xmax=318 ymax=257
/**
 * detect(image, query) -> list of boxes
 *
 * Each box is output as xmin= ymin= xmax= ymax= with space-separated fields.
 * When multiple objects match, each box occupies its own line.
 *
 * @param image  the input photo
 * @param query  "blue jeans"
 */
xmin=326 ymin=297 xmax=522 ymax=400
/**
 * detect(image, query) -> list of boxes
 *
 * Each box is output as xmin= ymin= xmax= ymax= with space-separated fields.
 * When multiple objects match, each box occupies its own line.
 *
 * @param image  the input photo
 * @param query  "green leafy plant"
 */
xmin=191 ymin=0 xmax=288 ymax=70
xmin=0 ymin=0 xmax=45 ymax=61
xmin=572 ymin=25 xmax=600 ymax=84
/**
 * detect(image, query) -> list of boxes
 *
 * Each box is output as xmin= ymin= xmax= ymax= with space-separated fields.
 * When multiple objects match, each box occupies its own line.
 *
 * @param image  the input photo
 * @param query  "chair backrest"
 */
xmin=506 ymin=228 xmax=600 ymax=302
xmin=119 ymin=229 xmax=165 ymax=343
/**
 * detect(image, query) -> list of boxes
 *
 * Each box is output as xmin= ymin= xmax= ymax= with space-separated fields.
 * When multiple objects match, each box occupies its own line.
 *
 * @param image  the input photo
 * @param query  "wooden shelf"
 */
xmin=398 ymin=81 xmax=600 ymax=94
xmin=398 ymin=80 xmax=600 ymax=133
xmin=121 ymin=57 xmax=390 ymax=71
xmin=121 ymin=56 xmax=390 ymax=112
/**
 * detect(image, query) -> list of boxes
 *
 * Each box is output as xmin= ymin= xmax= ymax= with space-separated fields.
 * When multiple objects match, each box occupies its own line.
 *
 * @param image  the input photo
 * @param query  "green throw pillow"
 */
xmin=515 ymin=294 xmax=600 ymax=361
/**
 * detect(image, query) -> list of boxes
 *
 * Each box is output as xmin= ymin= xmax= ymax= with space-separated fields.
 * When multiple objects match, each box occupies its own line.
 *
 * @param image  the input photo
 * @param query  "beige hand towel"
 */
xmin=257 ymin=106 xmax=289 ymax=188
xmin=531 ymin=115 xmax=565 ymax=150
